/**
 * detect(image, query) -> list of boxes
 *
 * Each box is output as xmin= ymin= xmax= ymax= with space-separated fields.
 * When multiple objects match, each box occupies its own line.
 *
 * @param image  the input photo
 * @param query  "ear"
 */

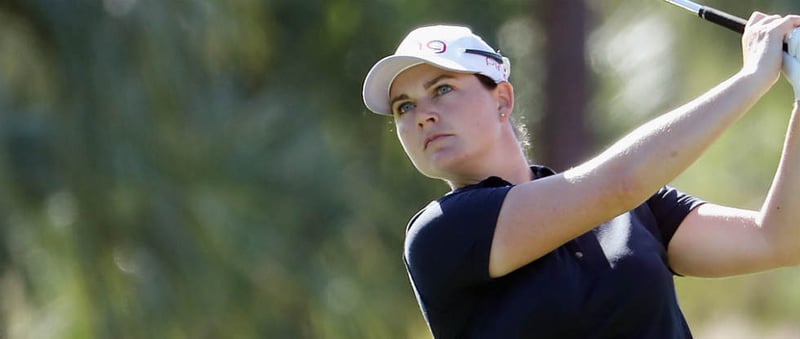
xmin=495 ymin=82 xmax=514 ymax=121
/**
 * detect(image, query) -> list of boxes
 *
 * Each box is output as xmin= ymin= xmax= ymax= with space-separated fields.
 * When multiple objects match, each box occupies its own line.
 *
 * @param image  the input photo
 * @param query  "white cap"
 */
xmin=362 ymin=25 xmax=511 ymax=116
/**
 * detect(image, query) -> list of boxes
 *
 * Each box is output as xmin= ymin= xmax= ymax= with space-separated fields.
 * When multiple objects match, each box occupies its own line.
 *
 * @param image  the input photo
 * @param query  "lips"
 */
xmin=424 ymin=133 xmax=452 ymax=150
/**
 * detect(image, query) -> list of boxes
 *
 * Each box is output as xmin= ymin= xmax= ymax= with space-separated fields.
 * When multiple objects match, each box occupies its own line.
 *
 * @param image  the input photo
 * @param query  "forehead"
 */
xmin=389 ymin=64 xmax=470 ymax=96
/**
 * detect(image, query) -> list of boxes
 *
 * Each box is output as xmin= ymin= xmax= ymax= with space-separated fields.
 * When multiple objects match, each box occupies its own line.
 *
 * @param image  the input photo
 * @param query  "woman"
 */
xmin=362 ymin=13 xmax=800 ymax=338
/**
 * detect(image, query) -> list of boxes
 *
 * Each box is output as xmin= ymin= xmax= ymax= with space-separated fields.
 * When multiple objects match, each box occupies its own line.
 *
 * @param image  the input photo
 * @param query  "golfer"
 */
xmin=363 ymin=12 xmax=800 ymax=338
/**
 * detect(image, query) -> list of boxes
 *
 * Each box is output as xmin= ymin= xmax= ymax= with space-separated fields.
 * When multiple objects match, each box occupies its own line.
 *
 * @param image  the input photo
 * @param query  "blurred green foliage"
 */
xmin=0 ymin=0 xmax=799 ymax=338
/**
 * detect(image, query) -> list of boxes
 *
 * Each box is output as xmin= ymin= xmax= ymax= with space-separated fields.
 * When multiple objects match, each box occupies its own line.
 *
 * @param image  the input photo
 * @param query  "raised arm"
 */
xmin=668 ymin=21 xmax=800 ymax=277
xmin=489 ymin=13 xmax=800 ymax=278
xmin=668 ymin=101 xmax=800 ymax=277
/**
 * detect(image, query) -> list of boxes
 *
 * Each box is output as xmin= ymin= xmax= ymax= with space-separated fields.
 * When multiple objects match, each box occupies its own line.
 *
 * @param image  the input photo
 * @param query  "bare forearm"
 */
xmin=759 ymin=101 xmax=800 ymax=264
xmin=568 ymin=71 xmax=774 ymax=209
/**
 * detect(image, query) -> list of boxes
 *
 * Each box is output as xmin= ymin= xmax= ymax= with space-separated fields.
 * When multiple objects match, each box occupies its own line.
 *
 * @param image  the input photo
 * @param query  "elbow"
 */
xmin=775 ymin=248 xmax=800 ymax=267
xmin=767 ymin=236 xmax=800 ymax=268
xmin=762 ymin=219 xmax=800 ymax=268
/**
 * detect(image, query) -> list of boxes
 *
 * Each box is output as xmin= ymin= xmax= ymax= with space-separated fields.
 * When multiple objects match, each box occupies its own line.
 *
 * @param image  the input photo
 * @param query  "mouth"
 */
xmin=424 ymin=133 xmax=452 ymax=150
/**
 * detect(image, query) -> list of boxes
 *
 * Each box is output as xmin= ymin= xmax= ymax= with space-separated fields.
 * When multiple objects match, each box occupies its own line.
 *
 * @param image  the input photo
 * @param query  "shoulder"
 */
xmin=406 ymin=177 xmax=513 ymax=239
xmin=405 ymin=166 xmax=556 ymax=249
xmin=646 ymin=186 xmax=706 ymax=218
xmin=643 ymin=185 xmax=706 ymax=247
xmin=403 ymin=179 xmax=512 ymax=295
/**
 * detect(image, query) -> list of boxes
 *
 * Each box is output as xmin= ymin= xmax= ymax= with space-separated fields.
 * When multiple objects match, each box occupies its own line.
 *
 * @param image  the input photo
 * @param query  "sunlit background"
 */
xmin=1 ymin=0 xmax=799 ymax=338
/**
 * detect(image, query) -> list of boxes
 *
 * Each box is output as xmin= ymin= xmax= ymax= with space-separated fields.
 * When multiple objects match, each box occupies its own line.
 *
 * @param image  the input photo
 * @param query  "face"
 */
xmin=389 ymin=64 xmax=509 ymax=180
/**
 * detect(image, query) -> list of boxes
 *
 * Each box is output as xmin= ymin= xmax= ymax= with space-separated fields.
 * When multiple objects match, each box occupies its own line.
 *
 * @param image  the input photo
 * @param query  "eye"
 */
xmin=435 ymin=84 xmax=453 ymax=96
xmin=394 ymin=101 xmax=415 ymax=115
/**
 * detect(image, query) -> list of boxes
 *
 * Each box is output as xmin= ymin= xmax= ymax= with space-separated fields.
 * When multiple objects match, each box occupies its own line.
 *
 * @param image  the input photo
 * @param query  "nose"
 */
xmin=415 ymin=99 xmax=439 ymax=128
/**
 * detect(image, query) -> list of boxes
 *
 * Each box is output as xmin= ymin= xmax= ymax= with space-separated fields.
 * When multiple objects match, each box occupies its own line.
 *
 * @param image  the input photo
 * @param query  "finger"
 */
xmin=754 ymin=15 xmax=798 ymax=53
xmin=750 ymin=13 xmax=782 ymax=27
xmin=778 ymin=17 xmax=800 ymax=56
xmin=748 ymin=11 xmax=767 ymax=25
xmin=745 ymin=13 xmax=782 ymax=37
xmin=761 ymin=14 xmax=784 ymax=27
xmin=776 ymin=15 xmax=800 ymax=30
xmin=785 ymin=14 xmax=800 ymax=26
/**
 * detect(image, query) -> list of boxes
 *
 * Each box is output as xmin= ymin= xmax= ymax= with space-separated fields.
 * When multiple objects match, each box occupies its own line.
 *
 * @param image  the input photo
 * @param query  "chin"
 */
xmin=417 ymin=152 xmax=472 ymax=181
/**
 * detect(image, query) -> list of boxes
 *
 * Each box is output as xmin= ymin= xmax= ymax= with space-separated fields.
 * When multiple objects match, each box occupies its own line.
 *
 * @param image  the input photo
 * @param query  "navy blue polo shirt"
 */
xmin=403 ymin=165 xmax=704 ymax=338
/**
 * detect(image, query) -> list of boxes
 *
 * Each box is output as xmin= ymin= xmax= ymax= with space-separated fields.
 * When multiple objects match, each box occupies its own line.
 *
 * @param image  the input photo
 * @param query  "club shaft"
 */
xmin=665 ymin=0 xmax=788 ymax=52
xmin=665 ymin=0 xmax=702 ymax=13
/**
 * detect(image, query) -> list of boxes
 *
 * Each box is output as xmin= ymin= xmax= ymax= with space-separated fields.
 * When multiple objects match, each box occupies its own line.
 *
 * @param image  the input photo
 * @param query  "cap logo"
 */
xmin=485 ymin=57 xmax=505 ymax=75
xmin=420 ymin=40 xmax=447 ymax=54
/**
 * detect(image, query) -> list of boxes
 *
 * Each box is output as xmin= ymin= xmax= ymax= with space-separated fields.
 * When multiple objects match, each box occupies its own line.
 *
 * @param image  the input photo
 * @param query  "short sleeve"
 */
xmin=646 ymin=186 xmax=706 ymax=248
xmin=403 ymin=185 xmax=512 ymax=308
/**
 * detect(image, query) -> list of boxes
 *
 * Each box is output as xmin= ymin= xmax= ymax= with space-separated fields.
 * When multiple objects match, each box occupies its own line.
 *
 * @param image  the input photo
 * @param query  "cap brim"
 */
xmin=362 ymin=55 xmax=473 ymax=116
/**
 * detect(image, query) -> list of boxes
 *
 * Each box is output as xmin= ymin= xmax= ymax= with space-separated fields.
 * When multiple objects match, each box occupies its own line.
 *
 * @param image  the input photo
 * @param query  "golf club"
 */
xmin=663 ymin=0 xmax=789 ymax=52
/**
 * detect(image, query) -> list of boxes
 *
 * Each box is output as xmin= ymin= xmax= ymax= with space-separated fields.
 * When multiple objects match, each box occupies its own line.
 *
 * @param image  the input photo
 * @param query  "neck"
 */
xmin=445 ymin=142 xmax=531 ymax=190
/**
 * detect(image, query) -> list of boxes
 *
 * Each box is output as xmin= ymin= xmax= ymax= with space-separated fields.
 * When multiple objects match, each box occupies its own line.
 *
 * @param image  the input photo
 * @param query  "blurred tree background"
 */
xmin=1 ymin=0 xmax=800 ymax=338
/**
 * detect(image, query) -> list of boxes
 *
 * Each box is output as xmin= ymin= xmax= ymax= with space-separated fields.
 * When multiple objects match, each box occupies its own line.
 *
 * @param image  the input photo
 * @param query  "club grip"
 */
xmin=698 ymin=6 xmax=746 ymax=34
xmin=698 ymin=6 xmax=788 ymax=52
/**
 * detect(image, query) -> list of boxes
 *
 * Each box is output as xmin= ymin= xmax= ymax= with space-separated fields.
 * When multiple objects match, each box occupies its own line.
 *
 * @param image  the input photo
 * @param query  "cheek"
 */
xmin=395 ymin=119 xmax=409 ymax=139
xmin=395 ymin=121 xmax=417 ymax=152
xmin=459 ymin=102 xmax=494 ymax=133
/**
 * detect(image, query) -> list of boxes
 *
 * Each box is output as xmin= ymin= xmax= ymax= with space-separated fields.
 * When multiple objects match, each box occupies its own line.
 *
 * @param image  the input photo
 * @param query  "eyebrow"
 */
xmin=423 ymin=74 xmax=456 ymax=90
xmin=389 ymin=74 xmax=457 ymax=109
xmin=389 ymin=94 xmax=410 ymax=110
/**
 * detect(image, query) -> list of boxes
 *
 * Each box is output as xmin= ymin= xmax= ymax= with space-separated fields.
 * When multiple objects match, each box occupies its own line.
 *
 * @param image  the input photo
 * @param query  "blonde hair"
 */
xmin=474 ymin=74 xmax=531 ymax=160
